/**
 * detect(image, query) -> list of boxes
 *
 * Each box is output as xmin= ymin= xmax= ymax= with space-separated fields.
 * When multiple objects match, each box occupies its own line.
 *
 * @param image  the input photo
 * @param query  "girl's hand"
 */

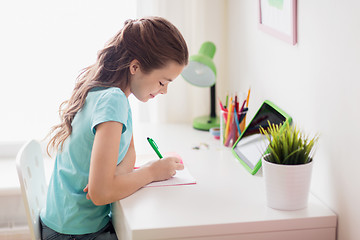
xmin=147 ymin=156 xmax=184 ymax=182
xmin=83 ymin=185 xmax=90 ymax=200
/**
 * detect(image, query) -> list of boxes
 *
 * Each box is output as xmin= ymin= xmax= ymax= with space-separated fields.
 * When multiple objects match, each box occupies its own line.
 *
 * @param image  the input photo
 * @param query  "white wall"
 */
xmin=227 ymin=1 xmax=360 ymax=239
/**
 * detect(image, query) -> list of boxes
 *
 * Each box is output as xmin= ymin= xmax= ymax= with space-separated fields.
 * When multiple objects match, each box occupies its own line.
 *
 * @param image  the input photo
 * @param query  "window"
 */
xmin=0 ymin=0 xmax=137 ymax=142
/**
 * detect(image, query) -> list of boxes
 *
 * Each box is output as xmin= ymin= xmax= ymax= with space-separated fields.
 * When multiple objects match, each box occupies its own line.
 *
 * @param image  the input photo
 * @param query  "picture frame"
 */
xmin=258 ymin=0 xmax=297 ymax=45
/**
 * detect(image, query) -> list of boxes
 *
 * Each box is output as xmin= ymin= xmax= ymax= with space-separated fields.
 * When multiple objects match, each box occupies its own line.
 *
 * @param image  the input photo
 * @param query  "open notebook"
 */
xmin=135 ymin=153 xmax=196 ymax=187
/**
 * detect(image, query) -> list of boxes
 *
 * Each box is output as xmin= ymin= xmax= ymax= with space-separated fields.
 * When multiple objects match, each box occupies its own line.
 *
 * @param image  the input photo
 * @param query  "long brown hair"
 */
xmin=47 ymin=16 xmax=188 ymax=155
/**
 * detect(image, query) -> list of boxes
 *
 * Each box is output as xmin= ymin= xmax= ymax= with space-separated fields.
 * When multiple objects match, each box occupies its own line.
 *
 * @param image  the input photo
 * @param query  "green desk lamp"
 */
xmin=181 ymin=41 xmax=220 ymax=131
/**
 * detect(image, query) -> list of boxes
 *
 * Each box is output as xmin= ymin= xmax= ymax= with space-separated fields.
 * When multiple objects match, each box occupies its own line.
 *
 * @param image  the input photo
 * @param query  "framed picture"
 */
xmin=258 ymin=0 xmax=297 ymax=45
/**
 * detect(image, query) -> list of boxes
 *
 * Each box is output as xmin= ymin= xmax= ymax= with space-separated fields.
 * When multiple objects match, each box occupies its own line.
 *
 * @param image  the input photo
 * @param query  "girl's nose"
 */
xmin=160 ymin=84 xmax=168 ymax=94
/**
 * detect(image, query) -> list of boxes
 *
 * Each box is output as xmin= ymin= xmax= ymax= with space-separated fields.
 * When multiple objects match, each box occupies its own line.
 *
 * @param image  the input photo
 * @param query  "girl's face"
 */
xmin=128 ymin=60 xmax=185 ymax=102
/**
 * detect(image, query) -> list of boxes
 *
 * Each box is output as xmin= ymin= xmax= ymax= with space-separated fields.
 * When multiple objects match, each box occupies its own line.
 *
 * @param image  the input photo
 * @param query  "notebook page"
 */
xmin=135 ymin=153 xmax=196 ymax=187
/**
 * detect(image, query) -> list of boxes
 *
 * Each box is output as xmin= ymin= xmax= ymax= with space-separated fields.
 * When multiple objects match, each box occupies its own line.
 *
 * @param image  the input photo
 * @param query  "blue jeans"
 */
xmin=40 ymin=219 xmax=118 ymax=240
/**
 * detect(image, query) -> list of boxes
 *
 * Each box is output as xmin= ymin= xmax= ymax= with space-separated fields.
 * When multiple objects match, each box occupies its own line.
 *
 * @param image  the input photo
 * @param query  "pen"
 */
xmin=224 ymin=98 xmax=233 ymax=142
xmin=239 ymin=99 xmax=247 ymax=114
xmin=234 ymin=108 xmax=242 ymax=136
xmin=147 ymin=137 xmax=163 ymax=159
xmin=242 ymin=88 xmax=251 ymax=131
xmin=234 ymin=94 xmax=239 ymax=113
xmin=218 ymin=98 xmax=226 ymax=111
xmin=225 ymin=93 xmax=229 ymax=109
xmin=246 ymin=88 xmax=251 ymax=108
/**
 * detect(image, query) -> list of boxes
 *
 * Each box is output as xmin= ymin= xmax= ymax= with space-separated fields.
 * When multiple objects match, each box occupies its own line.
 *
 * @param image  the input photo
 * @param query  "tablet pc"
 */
xmin=231 ymin=100 xmax=292 ymax=175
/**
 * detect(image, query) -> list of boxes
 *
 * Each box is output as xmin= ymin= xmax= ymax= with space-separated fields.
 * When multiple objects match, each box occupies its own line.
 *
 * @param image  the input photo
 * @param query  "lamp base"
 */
xmin=192 ymin=115 xmax=220 ymax=131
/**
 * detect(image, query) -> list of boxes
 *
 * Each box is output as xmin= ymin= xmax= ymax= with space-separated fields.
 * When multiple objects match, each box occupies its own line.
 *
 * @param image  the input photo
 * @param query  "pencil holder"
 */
xmin=220 ymin=109 xmax=245 ymax=147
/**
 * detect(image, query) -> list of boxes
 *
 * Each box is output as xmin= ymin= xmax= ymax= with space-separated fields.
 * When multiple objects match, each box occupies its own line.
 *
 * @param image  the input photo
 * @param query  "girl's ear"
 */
xmin=129 ymin=59 xmax=140 ymax=74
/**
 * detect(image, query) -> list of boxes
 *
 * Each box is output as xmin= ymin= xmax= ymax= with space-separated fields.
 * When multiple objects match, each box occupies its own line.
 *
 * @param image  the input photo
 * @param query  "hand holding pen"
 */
xmin=146 ymin=137 xmax=184 ymax=181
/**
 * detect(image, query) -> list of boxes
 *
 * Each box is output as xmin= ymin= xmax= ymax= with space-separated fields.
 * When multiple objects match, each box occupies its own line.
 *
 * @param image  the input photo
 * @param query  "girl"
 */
xmin=40 ymin=16 xmax=188 ymax=239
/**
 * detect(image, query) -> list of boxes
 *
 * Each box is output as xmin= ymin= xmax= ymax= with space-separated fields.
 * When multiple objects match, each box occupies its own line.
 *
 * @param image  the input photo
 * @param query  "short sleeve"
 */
xmin=90 ymin=89 xmax=129 ymax=135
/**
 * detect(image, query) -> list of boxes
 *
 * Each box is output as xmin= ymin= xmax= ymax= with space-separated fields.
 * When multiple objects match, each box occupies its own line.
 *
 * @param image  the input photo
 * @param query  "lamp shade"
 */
xmin=181 ymin=41 xmax=216 ymax=87
xmin=180 ymin=41 xmax=219 ymax=131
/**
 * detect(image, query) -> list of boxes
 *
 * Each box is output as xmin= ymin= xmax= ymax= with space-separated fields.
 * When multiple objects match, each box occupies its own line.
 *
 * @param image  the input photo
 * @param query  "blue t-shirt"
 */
xmin=40 ymin=87 xmax=132 ymax=234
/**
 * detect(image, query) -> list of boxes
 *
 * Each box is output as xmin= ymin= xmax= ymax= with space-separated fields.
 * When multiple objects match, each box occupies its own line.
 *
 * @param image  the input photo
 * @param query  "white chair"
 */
xmin=16 ymin=140 xmax=47 ymax=240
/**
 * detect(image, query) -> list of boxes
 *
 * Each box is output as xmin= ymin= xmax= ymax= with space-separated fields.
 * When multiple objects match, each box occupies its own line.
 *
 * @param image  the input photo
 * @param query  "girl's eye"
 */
xmin=159 ymin=81 xmax=165 ymax=86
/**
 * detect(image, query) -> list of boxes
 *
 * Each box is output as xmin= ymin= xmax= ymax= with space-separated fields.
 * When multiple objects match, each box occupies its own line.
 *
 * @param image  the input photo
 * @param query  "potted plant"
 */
xmin=260 ymin=121 xmax=319 ymax=210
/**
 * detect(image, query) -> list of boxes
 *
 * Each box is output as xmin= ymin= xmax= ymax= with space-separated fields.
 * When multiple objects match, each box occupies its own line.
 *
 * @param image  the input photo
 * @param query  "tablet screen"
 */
xmin=232 ymin=101 xmax=291 ymax=174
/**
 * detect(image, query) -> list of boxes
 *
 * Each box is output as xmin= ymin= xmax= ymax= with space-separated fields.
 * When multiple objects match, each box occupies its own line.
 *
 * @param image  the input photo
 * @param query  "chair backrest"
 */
xmin=16 ymin=140 xmax=47 ymax=240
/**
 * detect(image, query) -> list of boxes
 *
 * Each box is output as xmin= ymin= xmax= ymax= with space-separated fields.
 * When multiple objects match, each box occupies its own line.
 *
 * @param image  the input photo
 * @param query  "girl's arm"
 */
xmin=115 ymin=135 xmax=136 ymax=175
xmin=87 ymin=121 xmax=183 ymax=206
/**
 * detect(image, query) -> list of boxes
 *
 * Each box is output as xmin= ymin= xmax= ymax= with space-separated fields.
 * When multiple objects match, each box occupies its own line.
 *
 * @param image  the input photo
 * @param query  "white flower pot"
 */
xmin=262 ymin=156 xmax=313 ymax=210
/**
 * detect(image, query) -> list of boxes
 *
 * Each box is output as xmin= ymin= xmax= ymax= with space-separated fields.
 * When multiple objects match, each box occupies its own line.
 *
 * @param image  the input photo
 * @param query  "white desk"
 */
xmin=111 ymin=124 xmax=337 ymax=240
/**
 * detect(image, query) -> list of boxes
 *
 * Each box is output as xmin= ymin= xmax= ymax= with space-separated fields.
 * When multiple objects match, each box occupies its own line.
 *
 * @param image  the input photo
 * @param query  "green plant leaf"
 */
xmin=260 ymin=120 xmax=319 ymax=165
xmin=283 ymin=147 xmax=303 ymax=165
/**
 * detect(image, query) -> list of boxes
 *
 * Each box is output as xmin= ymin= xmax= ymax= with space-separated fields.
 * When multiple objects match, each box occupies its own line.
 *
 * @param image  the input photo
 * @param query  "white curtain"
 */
xmin=133 ymin=0 xmax=228 ymax=125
